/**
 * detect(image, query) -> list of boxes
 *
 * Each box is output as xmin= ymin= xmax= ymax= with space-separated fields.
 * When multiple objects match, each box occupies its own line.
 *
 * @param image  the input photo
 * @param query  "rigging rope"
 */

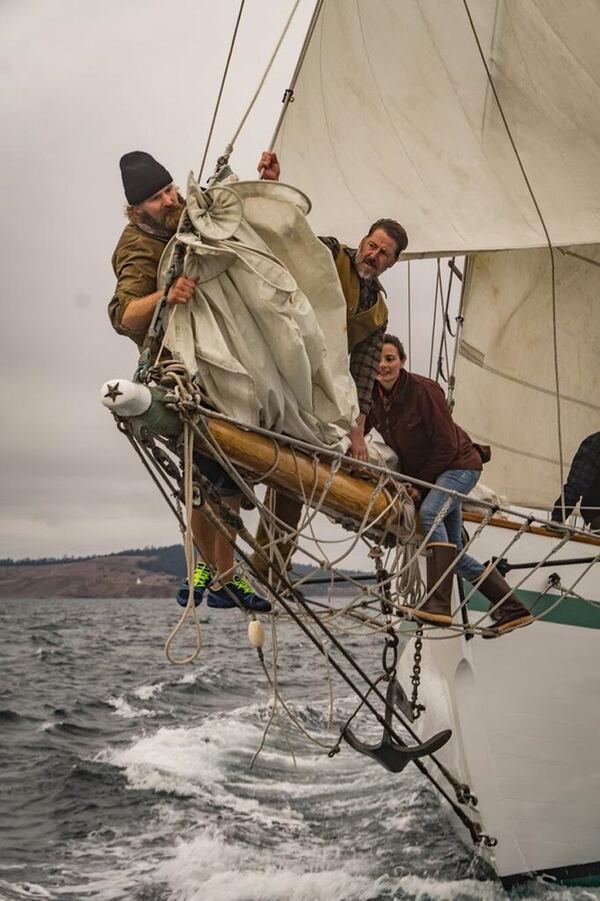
xmin=114 ymin=361 xmax=599 ymax=851
xmin=163 ymin=422 xmax=203 ymax=665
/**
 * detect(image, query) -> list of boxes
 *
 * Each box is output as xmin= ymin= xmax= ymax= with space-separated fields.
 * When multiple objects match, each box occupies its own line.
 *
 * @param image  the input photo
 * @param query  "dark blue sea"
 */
xmin=1 ymin=597 xmax=597 ymax=901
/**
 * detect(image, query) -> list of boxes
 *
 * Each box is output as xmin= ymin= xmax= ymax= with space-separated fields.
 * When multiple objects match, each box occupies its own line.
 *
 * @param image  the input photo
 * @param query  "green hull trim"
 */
xmin=502 ymin=860 xmax=600 ymax=889
xmin=562 ymin=874 xmax=600 ymax=887
xmin=464 ymin=582 xmax=600 ymax=630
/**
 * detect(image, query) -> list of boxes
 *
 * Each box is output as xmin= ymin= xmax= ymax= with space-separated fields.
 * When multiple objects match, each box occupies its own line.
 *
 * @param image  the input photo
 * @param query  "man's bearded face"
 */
xmin=137 ymin=184 xmax=184 ymax=233
xmin=355 ymin=228 xmax=399 ymax=279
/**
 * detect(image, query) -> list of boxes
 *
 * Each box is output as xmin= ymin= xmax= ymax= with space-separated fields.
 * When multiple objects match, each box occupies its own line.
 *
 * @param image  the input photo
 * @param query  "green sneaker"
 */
xmin=176 ymin=561 xmax=214 ymax=607
xmin=207 ymin=573 xmax=272 ymax=612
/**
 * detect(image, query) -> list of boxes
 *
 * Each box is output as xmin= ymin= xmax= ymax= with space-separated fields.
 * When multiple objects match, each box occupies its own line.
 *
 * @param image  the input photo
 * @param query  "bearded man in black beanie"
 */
xmin=109 ymin=151 xmax=196 ymax=345
xmin=108 ymin=151 xmax=271 ymax=614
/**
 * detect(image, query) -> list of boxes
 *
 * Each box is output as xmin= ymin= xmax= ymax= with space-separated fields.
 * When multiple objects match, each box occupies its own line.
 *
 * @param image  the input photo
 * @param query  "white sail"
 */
xmin=162 ymin=177 xmax=359 ymax=449
xmin=452 ymin=246 xmax=600 ymax=507
xmin=266 ymin=4 xmax=600 ymax=885
xmin=274 ymin=0 xmax=600 ymax=256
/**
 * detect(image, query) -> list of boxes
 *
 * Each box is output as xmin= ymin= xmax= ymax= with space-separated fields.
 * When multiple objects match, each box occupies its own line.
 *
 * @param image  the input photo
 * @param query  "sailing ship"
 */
xmin=102 ymin=0 xmax=600 ymax=887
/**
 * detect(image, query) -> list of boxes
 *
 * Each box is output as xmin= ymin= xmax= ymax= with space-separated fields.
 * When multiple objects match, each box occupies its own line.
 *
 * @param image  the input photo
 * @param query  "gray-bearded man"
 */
xmin=251 ymin=150 xmax=408 ymax=578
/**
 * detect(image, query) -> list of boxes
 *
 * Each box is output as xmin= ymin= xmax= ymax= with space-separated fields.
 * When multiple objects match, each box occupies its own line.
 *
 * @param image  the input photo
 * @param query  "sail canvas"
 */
xmin=274 ymin=0 xmax=600 ymax=256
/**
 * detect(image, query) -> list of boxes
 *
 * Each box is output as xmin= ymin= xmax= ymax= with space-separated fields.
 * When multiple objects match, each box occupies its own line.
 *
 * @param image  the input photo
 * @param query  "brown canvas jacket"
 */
xmin=366 ymin=370 xmax=482 ymax=484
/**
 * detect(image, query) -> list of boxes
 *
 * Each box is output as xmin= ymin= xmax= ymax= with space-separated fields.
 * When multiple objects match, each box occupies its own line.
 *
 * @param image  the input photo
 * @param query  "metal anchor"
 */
xmin=343 ymin=677 xmax=451 ymax=773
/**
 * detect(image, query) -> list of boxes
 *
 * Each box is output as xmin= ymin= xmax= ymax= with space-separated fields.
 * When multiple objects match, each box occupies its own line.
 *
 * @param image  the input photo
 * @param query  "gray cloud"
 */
xmin=1 ymin=0 xmax=457 ymax=562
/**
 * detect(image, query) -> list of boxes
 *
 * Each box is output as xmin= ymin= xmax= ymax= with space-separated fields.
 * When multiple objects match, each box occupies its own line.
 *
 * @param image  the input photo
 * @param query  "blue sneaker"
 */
xmin=176 ymin=562 xmax=214 ymax=607
xmin=207 ymin=574 xmax=272 ymax=613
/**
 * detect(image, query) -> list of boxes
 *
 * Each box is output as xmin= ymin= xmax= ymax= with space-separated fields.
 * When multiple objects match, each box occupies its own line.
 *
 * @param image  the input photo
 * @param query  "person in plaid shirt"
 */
xmin=258 ymin=150 xmax=408 ymax=458
xmin=552 ymin=432 xmax=600 ymax=529
xmin=251 ymin=151 xmax=408 ymax=578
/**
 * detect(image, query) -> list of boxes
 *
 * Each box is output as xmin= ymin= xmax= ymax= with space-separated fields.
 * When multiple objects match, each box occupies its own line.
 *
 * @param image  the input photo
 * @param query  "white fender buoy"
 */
xmin=100 ymin=379 xmax=153 ymax=416
xmin=248 ymin=619 xmax=265 ymax=648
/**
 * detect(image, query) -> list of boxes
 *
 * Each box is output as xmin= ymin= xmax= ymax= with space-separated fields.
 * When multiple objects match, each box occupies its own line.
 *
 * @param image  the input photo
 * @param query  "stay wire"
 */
xmin=407 ymin=260 xmax=412 ymax=365
xmin=434 ymin=260 xmax=451 ymax=383
xmin=267 ymin=0 xmax=325 ymax=150
xmin=197 ymin=0 xmax=246 ymax=183
xmin=119 ymin=423 xmax=186 ymax=531
xmin=444 ymin=259 xmax=456 ymax=338
xmin=447 ymin=258 xmax=467 ymax=411
xmin=428 ymin=260 xmax=441 ymax=379
xmin=218 ymin=0 xmax=301 ymax=167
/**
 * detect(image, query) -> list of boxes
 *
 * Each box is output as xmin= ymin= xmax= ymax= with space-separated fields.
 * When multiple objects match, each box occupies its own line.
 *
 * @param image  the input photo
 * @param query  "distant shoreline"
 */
xmin=0 ymin=545 xmax=370 ymax=599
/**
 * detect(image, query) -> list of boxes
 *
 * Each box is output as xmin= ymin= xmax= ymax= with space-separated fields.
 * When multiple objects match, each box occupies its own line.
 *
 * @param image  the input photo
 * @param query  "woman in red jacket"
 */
xmin=366 ymin=335 xmax=533 ymax=636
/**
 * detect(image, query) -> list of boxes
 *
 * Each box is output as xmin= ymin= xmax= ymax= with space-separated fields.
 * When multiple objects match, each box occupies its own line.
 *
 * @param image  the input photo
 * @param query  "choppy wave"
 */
xmin=0 ymin=708 xmax=24 ymax=724
xmin=107 ymin=695 xmax=157 ymax=719
xmin=1 ymin=597 xmax=598 ymax=901
xmin=133 ymin=682 xmax=164 ymax=700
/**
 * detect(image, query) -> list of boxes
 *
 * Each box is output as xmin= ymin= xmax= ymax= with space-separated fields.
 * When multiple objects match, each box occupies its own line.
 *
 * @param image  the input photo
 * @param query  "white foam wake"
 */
xmin=156 ymin=830 xmax=388 ymax=901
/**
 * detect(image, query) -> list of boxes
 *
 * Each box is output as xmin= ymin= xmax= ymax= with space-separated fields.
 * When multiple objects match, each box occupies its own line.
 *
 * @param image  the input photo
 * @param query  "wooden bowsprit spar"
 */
xmin=100 ymin=378 xmax=417 ymax=545
xmin=199 ymin=413 xmax=416 ymax=544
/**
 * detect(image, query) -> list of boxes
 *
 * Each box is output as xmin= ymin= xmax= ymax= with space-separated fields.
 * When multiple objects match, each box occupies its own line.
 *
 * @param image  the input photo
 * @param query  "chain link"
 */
xmin=410 ymin=625 xmax=426 ymax=719
xmin=382 ymin=633 xmax=398 ymax=676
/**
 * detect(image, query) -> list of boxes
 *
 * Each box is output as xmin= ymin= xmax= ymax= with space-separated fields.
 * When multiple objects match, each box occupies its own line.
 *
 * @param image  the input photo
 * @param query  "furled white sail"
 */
xmin=162 ymin=177 xmax=359 ymax=450
xmin=274 ymin=0 xmax=600 ymax=256
xmin=452 ymin=246 xmax=600 ymax=507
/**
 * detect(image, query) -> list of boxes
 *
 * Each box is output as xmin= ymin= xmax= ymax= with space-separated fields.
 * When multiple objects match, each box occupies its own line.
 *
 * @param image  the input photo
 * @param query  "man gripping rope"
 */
xmin=109 ymin=151 xmax=271 ymax=613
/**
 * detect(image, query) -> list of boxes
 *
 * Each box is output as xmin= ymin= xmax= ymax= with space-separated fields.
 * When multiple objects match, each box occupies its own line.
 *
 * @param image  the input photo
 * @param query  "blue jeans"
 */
xmin=418 ymin=469 xmax=484 ymax=582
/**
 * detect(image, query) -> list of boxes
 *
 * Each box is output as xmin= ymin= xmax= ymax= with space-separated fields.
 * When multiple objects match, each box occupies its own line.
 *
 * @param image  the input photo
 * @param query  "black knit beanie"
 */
xmin=120 ymin=151 xmax=173 ymax=205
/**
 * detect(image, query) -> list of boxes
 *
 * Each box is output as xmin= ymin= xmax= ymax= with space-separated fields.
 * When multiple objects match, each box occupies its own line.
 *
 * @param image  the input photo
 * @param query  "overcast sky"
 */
xmin=1 ymin=0 xmax=455 ymax=562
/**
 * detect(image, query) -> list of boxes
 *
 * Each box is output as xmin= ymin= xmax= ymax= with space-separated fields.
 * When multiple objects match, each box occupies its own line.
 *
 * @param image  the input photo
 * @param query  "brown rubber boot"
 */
xmin=477 ymin=567 xmax=534 ymax=637
xmin=409 ymin=542 xmax=456 ymax=626
xmin=249 ymin=488 xmax=303 ymax=579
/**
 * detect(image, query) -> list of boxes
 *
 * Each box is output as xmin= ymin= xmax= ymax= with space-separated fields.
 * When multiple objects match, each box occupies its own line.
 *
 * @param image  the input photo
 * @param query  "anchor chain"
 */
xmin=382 ymin=632 xmax=399 ymax=676
xmin=370 ymin=547 xmax=399 ymax=681
xmin=410 ymin=626 xmax=426 ymax=719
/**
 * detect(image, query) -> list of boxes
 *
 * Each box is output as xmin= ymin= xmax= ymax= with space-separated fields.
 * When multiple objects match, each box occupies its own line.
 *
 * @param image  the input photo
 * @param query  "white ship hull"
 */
xmin=398 ymin=522 xmax=600 ymax=886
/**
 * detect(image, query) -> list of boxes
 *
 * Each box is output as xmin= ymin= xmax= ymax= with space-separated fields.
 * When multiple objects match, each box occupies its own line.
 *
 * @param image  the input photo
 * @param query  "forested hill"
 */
xmin=0 ymin=547 xmax=368 ymax=599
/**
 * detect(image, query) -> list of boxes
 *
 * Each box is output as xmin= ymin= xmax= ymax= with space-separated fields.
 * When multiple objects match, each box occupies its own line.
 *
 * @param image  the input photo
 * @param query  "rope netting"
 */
xmin=120 ymin=359 xmax=600 ymax=657
xmin=113 ymin=358 xmax=599 ymax=847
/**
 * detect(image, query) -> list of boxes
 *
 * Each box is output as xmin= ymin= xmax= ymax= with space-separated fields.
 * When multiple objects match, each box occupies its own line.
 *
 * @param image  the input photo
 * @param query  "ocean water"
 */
xmin=0 ymin=597 xmax=597 ymax=901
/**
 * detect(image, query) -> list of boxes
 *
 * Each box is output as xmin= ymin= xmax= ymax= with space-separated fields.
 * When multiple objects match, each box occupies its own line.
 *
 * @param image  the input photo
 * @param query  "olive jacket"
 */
xmin=108 ymin=223 xmax=170 ymax=348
